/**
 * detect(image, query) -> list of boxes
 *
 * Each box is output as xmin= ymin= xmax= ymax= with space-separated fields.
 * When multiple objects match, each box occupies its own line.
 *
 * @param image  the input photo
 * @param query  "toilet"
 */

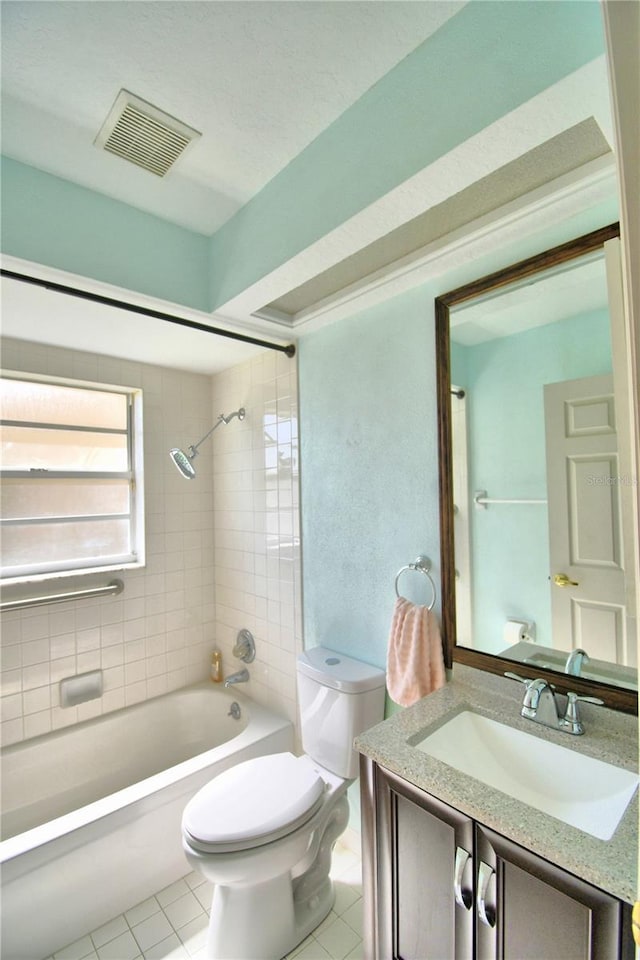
xmin=181 ymin=646 xmax=386 ymax=960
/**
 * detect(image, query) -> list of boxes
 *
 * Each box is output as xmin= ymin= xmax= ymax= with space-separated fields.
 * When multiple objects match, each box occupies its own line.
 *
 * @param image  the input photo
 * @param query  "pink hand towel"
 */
xmin=386 ymin=597 xmax=446 ymax=706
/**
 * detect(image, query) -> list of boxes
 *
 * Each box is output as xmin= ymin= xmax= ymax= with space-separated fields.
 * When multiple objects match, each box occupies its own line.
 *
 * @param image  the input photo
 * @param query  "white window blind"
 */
xmin=0 ymin=373 xmax=144 ymax=582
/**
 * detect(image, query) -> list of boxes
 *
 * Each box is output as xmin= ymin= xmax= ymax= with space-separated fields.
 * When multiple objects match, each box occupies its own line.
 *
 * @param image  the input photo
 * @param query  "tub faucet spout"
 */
xmin=224 ymin=668 xmax=249 ymax=688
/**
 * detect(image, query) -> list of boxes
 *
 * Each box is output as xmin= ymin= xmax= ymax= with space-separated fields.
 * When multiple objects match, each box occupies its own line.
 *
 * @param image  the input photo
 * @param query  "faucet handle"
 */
xmin=504 ymin=671 xmax=556 ymax=690
xmin=233 ymin=628 xmax=256 ymax=663
xmin=504 ymin=671 xmax=533 ymax=687
xmin=566 ymin=691 xmax=604 ymax=707
xmin=561 ymin=691 xmax=605 ymax=735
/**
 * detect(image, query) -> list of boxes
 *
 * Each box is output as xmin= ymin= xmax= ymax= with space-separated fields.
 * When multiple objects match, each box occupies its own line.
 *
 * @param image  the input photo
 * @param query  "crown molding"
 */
xmin=289 ymin=155 xmax=618 ymax=336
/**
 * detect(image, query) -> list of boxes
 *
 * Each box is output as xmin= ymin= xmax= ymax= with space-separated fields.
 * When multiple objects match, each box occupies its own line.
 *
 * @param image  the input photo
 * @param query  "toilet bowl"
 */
xmin=181 ymin=647 xmax=386 ymax=960
xmin=183 ymin=752 xmax=349 ymax=959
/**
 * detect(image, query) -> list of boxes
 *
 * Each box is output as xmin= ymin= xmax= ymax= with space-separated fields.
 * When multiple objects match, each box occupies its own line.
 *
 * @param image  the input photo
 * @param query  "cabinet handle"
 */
xmin=477 ymin=860 xmax=497 ymax=928
xmin=454 ymin=846 xmax=473 ymax=910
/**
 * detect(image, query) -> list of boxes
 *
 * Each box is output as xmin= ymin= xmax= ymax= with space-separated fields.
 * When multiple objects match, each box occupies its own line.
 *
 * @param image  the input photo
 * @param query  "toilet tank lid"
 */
xmin=297 ymin=646 xmax=386 ymax=693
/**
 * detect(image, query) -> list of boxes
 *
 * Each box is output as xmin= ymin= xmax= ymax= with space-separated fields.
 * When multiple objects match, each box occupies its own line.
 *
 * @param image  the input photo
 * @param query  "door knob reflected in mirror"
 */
xmin=553 ymin=573 xmax=579 ymax=588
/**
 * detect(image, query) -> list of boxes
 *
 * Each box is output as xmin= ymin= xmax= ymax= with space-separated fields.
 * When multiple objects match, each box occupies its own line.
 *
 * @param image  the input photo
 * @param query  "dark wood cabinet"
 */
xmin=394 ymin=785 xmax=473 ymax=959
xmin=360 ymin=758 xmax=633 ymax=960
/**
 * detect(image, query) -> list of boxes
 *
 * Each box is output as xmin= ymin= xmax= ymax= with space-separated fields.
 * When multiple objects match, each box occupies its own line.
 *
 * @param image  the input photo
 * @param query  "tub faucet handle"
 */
xmin=233 ymin=628 xmax=256 ymax=663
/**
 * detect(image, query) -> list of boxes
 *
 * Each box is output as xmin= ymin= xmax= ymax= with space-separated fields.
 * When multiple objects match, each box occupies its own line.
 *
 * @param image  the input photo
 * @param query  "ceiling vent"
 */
xmin=95 ymin=90 xmax=201 ymax=177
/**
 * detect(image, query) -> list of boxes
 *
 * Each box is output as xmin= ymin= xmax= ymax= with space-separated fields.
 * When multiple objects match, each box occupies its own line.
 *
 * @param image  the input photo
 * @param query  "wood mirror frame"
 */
xmin=435 ymin=223 xmax=637 ymax=715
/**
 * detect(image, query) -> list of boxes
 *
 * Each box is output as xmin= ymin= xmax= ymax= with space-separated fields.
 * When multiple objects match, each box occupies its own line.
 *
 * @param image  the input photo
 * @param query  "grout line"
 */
xmin=55 ymin=844 xmax=363 ymax=960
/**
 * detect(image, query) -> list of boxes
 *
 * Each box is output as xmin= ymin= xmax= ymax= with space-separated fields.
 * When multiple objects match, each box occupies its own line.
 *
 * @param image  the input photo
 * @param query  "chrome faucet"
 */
xmin=224 ymin=668 xmax=249 ymax=688
xmin=520 ymin=677 xmax=559 ymax=726
xmin=505 ymin=672 xmax=603 ymax=735
xmin=564 ymin=648 xmax=589 ymax=677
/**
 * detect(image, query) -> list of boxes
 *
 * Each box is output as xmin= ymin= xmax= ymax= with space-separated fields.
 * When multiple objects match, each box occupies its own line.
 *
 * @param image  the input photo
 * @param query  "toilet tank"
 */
xmin=297 ymin=647 xmax=386 ymax=779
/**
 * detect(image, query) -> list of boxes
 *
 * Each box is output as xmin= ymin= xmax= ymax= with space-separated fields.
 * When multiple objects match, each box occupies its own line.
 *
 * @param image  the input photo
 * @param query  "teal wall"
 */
xmin=299 ymin=284 xmax=440 ymax=669
xmin=297 ymin=204 xmax=618 ymax=699
xmin=453 ymin=309 xmax=612 ymax=655
xmin=0 ymin=157 xmax=211 ymax=311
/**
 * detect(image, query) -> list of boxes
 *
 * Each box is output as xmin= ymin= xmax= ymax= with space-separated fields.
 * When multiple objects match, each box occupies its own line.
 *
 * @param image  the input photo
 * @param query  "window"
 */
xmin=0 ymin=372 xmax=144 ymax=583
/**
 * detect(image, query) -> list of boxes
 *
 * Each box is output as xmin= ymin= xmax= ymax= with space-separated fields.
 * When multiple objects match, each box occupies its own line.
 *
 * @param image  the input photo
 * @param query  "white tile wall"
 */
xmin=1 ymin=337 xmax=302 ymax=747
xmin=210 ymin=350 xmax=302 ymax=731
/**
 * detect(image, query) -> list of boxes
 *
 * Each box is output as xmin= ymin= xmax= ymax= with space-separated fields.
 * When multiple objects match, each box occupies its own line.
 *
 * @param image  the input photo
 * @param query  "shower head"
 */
xmin=169 ymin=447 xmax=197 ymax=480
xmin=170 ymin=407 xmax=246 ymax=479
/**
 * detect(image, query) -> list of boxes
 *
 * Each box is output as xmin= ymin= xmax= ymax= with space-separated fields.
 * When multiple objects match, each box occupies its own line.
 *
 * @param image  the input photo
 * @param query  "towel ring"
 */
xmin=395 ymin=555 xmax=437 ymax=610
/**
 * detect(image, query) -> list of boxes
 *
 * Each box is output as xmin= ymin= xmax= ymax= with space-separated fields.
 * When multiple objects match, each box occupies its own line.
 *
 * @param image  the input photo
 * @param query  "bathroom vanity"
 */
xmin=356 ymin=667 xmax=637 ymax=960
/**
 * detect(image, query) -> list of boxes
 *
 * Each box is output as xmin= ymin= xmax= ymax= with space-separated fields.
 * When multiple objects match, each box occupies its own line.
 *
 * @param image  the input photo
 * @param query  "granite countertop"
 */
xmin=355 ymin=664 xmax=638 ymax=904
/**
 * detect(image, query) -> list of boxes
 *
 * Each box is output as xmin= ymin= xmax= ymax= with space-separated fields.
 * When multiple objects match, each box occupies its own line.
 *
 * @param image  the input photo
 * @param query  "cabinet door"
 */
xmin=475 ymin=824 xmax=633 ymax=960
xmin=373 ymin=764 xmax=474 ymax=960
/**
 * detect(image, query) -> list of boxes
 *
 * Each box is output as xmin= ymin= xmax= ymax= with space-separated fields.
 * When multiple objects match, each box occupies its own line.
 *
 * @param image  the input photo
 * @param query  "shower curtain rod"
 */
xmin=1 ymin=268 xmax=296 ymax=358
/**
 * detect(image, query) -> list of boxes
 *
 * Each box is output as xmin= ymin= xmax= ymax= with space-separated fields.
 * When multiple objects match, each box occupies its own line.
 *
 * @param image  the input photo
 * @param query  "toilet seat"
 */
xmin=182 ymin=752 xmax=326 ymax=853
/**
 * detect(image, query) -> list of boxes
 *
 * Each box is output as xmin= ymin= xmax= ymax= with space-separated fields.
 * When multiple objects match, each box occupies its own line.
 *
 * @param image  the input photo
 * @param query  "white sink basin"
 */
xmin=415 ymin=710 xmax=638 ymax=840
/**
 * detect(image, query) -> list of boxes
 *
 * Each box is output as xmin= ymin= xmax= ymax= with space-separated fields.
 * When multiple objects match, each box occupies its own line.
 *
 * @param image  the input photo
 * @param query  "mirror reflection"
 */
xmin=446 ymin=229 xmax=637 ymax=695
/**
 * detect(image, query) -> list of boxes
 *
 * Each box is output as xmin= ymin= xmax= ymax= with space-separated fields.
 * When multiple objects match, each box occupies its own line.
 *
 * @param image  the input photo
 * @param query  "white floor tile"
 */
xmin=192 ymin=882 xmax=214 ymax=911
xmin=131 ymin=911 xmax=174 ymax=952
xmin=186 ymin=948 xmax=207 ymax=960
xmin=329 ymin=848 xmax=359 ymax=880
xmin=336 ymin=862 xmax=362 ymax=889
xmin=156 ymin=878 xmax=190 ymax=908
xmin=314 ymin=917 xmax=361 ymax=960
xmin=96 ymin=930 xmax=140 ymax=960
xmin=142 ymin=933 xmax=189 ymax=959
xmin=184 ymin=871 xmax=207 ymax=891
xmin=341 ymin=899 xmax=363 ymax=938
xmin=332 ymin=881 xmax=360 ymax=917
xmin=163 ymin=892 xmax=205 ymax=930
xmin=345 ymin=943 xmax=364 ymax=960
xmin=91 ymin=916 xmax=129 ymax=949
xmin=54 ymin=841 xmax=363 ymax=960
xmin=313 ymin=909 xmax=338 ymax=937
xmin=285 ymin=932 xmax=314 ymax=959
xmin=291 ymin=940 xmax=333 ymax=959
xmin=126 ymin=897 xmax=161 ymax=928
xmin=53 ymin=935 xmax=95 ymax=960
xmin=176 ymin=913 xmax=209 ymax=955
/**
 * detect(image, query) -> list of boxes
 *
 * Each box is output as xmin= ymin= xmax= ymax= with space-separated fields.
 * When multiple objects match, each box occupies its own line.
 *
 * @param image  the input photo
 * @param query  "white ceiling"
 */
xmin=0 ymin=274 xmax=267 ymax=375
xmin=0 ymin=0 xmax=464 ymax=235
xmin=0 ymin=1 xmax=617 ymax=374
xmin=450 ymin=254 xmax=609 ymax=347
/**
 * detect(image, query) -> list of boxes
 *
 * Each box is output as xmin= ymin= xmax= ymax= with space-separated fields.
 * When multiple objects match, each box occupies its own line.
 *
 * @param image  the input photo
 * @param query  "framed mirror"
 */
xmin=436 ymin=224 xmax=638 ymax=713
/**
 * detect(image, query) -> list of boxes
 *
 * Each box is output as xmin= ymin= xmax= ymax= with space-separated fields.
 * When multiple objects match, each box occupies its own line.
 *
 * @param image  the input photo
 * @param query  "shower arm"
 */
xmin=187 ymin=415 xmax=226 ymax=460
xmin=187 ymin=408 xmax=245 ymax=460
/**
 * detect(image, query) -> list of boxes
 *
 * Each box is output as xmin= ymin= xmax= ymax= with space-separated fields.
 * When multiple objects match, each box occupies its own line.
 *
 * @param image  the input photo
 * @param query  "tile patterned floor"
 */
xmin=46 ymin=842 xmax=363 ymax=960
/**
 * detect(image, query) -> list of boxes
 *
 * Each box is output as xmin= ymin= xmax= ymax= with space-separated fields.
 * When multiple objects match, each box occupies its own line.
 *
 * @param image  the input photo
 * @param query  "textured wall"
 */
xmin=298 ymin=283 xmax=440 ymax=676
xmin=297 ymin=208 xmax=618 ymax=709
xmin=0 ymin=158 xmax=210 ymax=312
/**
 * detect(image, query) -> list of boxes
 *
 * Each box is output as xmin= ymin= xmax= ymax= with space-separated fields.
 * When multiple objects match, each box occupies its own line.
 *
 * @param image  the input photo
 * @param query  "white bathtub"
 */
xmin=0 ymin=683 xmax=294 ymax=960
